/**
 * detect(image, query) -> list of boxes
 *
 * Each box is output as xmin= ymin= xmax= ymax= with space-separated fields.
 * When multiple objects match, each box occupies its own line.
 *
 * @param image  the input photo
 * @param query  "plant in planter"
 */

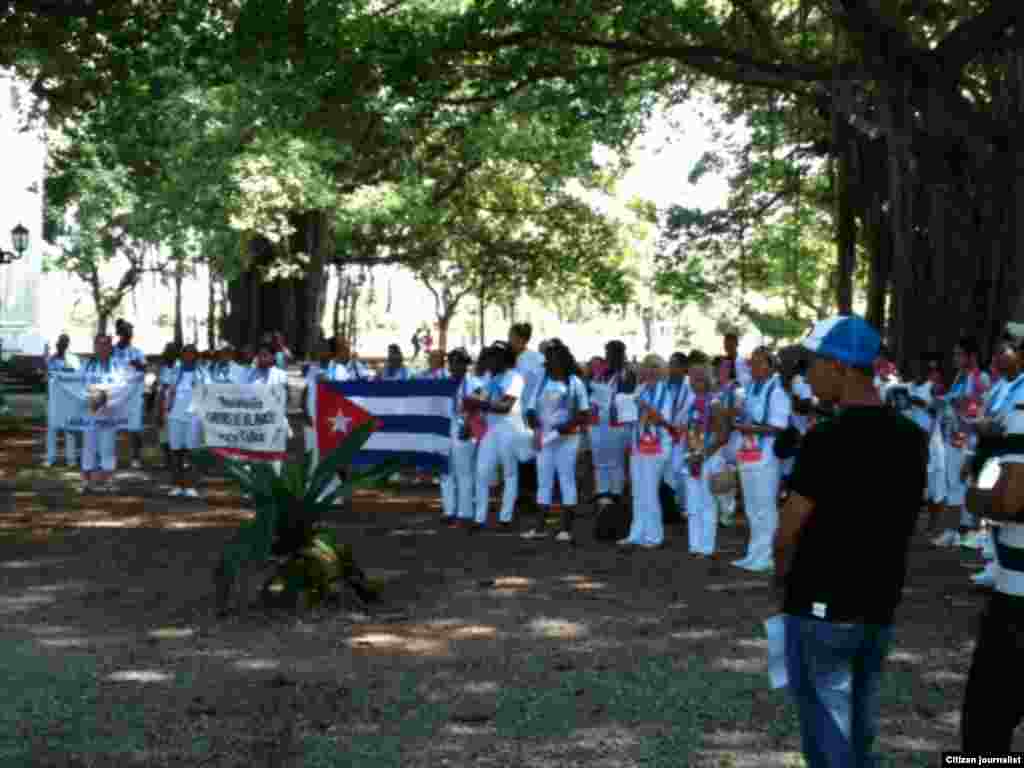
xmin=192 ymin=421 xmax=398 ymax=616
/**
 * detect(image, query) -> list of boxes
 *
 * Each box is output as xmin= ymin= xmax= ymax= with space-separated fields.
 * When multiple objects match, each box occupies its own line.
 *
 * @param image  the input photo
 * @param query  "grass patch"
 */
xmin=0 ymin=638 xmax=147 ymax=764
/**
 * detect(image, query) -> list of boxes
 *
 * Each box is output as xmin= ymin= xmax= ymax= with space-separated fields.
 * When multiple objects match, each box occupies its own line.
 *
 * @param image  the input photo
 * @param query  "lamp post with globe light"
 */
xmin=0 ymin=223 xmax=30 ymax=362
xmin=0 ymin=223 xmax=29 ymax=266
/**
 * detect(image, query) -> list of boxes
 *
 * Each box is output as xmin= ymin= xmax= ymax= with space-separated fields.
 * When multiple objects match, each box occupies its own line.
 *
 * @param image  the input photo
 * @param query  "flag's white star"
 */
xmin=330 ymin=412 xmax=352 ymax=434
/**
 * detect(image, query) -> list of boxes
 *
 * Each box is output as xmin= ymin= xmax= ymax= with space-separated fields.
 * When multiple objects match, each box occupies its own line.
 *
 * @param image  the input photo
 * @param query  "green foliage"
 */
xmin=194 ymin=421 xmax=396 ymax=611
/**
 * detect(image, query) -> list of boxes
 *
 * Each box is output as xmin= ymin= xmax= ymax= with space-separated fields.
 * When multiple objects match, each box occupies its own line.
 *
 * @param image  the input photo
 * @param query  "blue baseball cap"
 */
xmin=801 ymin=315 xmax=881 ymax=368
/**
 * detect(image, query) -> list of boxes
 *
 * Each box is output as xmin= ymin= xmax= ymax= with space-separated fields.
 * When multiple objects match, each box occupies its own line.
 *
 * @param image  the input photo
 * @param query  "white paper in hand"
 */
xmin=764 ymin=615 xmax=788 ymax=689
xmin=614 ymin=394 xmax=639 ymax=423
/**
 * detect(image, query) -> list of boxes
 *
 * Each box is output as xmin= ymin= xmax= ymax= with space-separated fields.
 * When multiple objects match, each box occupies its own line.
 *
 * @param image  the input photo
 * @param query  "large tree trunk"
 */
xmin=207 ymin=268 xmax=217 ymax=350
xmin=835 ymin=120 xmax=857 ymax=314
xmin=332 ymin=267 xmax=344 ymax=338
xmin=223 ymin=212 xmax=330 ymax=359
xmin=173 ymin=262 xmax=184 ymax=347
xmin=437 ymin=313 xmax=451 ymax=355
xmin=478 ymin=286 xmax=487 ymax=348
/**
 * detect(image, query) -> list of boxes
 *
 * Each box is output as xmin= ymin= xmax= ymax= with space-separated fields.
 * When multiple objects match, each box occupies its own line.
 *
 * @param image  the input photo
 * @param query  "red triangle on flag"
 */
xmin=316 ymin=381 xmax=381 ymax=457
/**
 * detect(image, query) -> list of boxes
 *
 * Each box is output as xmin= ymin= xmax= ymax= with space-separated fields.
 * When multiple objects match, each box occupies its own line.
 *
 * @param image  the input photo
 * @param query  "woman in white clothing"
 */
xmin=248 ymin=343 xmax=292 ymax=475
xmin=935 ymin=337 xmax=990 ymax=545
xmin=522 ymin=342 xmax=591 ymax=543
xmin=441 ymin=348 xmax=479 ymax=526
xmin=620 ymin=354 xmax=673 ymax=549
xmin=589 ymin=340 xmax=637 ymax=509
xmin=164 ymin=344 xmax=206 ymax=498
xmin=45 ymin=334 xmax=80 ymax=468
xmin=681 ymin=362 xmax=728 ymax=557
xmin=465 ymin=342 xmax=526 ymax=530
xmin=732 ymin=347 xmax=792 ymax=572
xmin=663 ymin=352 xmax=692 ymax=520
xmin=155 ymin=343 xmax=180 ymax=469
xmin=713 ymin=356 xmax=745 ymax=527
xmin=80 ymin=334 xmax=131 ymax=493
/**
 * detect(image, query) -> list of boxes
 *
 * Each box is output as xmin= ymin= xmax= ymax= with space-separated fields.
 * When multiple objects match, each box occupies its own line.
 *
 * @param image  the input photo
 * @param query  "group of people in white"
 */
xmin=873 ymin=336 xmax=1024 ymax=589
xmin=44 ymin=318 xmax=1011 ymax=585
xmin=419 ymin=324 xmax=814 ymax=570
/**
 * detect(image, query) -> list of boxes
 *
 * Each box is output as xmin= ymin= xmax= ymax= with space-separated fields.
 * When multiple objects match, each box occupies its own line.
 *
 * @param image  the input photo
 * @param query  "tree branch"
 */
xmin=933 ymin=5 xmax=1021 ymax=74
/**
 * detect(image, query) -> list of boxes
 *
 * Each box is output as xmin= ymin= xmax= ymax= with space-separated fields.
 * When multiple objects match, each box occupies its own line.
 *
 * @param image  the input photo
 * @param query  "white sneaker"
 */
xmin=42 ymin=460 xmax=54 ymax=468
xmin=931 ymin=529 xmax=959 ymax=547
xmin=131 ymin=460 xmax=142 ymax=469
xmin=971 ymin=565 xmax=995 ymax=587
xmin=183 ymin=488 xmax=200 ymax=499
xmin=616 ymin=538 xmax=634 ymax=547
xmin=521 ymin=529 xmax=546 ymax=540
xmin=555 ymin=531 xmax=573 ymax=543
xmin=168 ymin=487 xmax=184 ymax=498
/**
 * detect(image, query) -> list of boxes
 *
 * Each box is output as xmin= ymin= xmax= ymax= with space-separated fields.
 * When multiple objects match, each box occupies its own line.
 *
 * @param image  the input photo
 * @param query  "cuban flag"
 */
xmin=316 ymin=380 xmax=458 ymax=470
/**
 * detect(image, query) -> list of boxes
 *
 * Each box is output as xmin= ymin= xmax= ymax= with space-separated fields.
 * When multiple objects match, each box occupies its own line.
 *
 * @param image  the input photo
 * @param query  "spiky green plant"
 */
xmin=193 ymin=421 xmax=398 ymax=611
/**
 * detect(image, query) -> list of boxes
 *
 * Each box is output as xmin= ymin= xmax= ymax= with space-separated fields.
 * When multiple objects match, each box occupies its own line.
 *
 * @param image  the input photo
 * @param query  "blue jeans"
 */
xmin=784 ymin=615 xmax=893 ymax=768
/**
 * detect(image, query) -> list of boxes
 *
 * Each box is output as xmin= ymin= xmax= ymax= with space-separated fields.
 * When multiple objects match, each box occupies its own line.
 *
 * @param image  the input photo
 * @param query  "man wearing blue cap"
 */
xmin=773 ymin=315 xmax=928 ymax=768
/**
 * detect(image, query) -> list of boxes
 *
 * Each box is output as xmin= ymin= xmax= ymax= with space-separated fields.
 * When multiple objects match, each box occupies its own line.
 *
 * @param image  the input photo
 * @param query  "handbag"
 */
xmin=709 ymin=466 xmax=738 ymax=495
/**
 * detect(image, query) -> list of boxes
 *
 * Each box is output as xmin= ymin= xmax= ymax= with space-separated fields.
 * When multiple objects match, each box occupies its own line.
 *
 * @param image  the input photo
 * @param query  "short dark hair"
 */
xmin=256 ymin=342 xmax=274 ymax=356
xmin=545 ymin=342 xmax=577 ymax=378
xmin=669 ymin=352 xmax=688 ymax=366
xmin=511 ymin=323 xmax=532 ymax=343
xmin=488 ymin=341 xmax=517 ymax=371
xmin=957 ymin=337 xmax=979 ymax=357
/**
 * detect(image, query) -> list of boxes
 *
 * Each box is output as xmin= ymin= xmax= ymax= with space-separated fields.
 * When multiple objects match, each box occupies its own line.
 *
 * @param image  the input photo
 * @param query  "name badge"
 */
xmin=468 ymin=413 xmax=487 ymax=441
xmin=737 ymin=435 xmax=762 ymax=463
xmin=635 ymin=431 xmax=662 ymax=456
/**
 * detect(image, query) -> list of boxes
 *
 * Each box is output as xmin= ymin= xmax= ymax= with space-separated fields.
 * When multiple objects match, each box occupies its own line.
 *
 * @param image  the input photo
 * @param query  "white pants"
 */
xmin=944 ymin=440 xmax=975 ymax=526
xmin=475 ymin=428 xmax=519 ymax=524
xmin=591 ymin=424 xmax=630 ymax=496
xmin=81 ymin=428 xmax=117 ymax=473
xmin=168 ymin=418 xmax=201 ymax=451
xmin=442 ymin=438 xmax=477 ymax=519
xmin=537 ymin=435 xmax=580 ymax=506
xmin=738 ymin=459 xmax=781 ymax=568
xmin=46 ymin=428 xmax=78 ymax=464
xmin=686 ymin=454 xmax=721 ymax=555
xmin=625 ymin=450 xmax=668 ymax=546
xmin=926 ymin=430 xmax=946 ymax=503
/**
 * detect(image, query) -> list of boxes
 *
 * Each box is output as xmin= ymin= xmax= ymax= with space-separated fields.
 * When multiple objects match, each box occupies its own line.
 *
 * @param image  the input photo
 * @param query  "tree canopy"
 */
xmin=7 ymin=1 xmax=1024 ymax=365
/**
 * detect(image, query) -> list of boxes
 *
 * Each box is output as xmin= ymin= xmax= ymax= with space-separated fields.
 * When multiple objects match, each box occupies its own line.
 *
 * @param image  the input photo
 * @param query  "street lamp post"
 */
xmin=0 ymin=223 xmax=29 ymax=265
xmin=0 ymin=224 xmax=29 ymax=362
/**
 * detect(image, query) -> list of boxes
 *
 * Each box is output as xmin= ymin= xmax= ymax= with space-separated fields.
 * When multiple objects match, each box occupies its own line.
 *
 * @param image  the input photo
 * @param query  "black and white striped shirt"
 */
xmin=993 ymin=409 xmax=1024 ymax=598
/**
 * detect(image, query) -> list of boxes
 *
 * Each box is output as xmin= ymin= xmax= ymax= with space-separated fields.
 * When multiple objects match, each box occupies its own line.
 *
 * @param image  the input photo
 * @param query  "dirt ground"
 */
xmin=0 ymin=424 xmax=1018 ymax=767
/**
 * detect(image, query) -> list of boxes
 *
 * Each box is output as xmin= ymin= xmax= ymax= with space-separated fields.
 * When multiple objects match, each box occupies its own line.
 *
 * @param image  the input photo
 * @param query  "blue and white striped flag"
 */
xmin=320 ymin=379 xmax=458 ymax=471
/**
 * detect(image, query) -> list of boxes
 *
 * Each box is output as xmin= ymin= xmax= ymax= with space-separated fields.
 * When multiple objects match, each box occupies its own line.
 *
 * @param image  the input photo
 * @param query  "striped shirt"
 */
xmin=993 ymin=408 xmax=1024 ymax=598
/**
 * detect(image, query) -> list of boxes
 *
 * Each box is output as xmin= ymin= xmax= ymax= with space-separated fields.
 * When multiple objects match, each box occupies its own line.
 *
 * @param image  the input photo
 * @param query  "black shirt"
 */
xmin=784 ymin=405 xmax=928 ymax=625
